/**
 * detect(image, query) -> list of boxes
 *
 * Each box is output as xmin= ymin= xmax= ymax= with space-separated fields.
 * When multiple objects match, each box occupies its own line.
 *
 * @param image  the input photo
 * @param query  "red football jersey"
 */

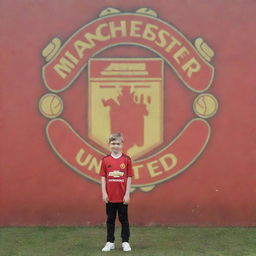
xmin=100 ymin=153 xmax=134 ymax=203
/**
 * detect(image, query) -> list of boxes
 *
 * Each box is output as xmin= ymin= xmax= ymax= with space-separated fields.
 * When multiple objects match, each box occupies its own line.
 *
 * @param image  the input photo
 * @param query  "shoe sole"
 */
xmin=123 ymin=248 xmax=131 ymax=251
xmin=102 ymin=246 xmax=115 ymax=251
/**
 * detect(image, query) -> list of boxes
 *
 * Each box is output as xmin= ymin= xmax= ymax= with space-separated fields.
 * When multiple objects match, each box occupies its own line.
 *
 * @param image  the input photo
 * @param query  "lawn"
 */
xmin=0 ymin=226 xmax=255 ymax=256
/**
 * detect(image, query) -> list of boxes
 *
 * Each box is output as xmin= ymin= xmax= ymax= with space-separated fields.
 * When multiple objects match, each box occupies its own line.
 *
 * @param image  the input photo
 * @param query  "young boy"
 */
xmin=100 ymin=133 xmax=133 ymax=252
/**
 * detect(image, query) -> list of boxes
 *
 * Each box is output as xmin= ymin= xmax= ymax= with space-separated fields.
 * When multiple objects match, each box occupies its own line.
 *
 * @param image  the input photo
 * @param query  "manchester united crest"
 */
xmin=39 ymin=8 xmax=218 ymax=192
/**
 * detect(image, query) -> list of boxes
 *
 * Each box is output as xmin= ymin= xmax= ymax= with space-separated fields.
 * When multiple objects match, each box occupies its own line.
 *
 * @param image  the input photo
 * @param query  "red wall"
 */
xmin=1 ymin=0 xmax=256 ymax=226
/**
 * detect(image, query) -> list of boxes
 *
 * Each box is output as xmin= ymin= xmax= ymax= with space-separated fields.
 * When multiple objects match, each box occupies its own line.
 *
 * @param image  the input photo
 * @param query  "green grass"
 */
xmin=0 ymin=226 xmax=255 ymax=256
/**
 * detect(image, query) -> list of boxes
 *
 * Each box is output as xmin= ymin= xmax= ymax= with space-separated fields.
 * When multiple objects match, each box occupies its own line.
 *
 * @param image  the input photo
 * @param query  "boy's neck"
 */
xmin=111 ymin=151 xmax=122 ymax=159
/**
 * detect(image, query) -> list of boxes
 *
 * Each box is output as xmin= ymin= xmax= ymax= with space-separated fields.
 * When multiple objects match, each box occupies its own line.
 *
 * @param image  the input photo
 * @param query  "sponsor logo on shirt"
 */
xmin=109 ymin=170 xmax=124 ymax=177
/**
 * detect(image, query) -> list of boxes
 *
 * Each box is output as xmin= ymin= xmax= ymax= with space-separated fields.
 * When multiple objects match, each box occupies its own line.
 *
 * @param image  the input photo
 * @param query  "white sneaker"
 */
xmin=102 ymin=242 xmax=115 ymax=251
xmin=122 ymin=242 xmax=131 ymax=251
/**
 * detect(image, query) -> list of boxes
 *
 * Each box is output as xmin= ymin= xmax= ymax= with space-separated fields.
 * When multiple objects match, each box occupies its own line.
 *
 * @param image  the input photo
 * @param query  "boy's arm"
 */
xmin=101 ymin=177 xmax=109 ymax=203
xmin=123 ymin=177 xmax=132 ymax=204
xmin=100 ymin=158 xmax=109 ymax=203
xmin=123 ymin=157 xmax=133 ymax=204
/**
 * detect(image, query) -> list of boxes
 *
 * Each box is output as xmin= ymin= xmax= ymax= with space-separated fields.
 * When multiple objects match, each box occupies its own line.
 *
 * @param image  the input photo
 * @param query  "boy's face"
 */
xmin=109 ymin=139 xmax=123 ymax=154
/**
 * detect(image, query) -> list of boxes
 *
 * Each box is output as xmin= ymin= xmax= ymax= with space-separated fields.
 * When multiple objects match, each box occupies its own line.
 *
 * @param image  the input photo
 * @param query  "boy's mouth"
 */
xmin=110 ymin=141 xmax=122 ymax=152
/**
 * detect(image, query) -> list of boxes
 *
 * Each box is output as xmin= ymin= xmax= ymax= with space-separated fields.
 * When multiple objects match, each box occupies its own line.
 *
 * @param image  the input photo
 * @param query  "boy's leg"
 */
xmin=106 ymin=202 xmax=117 ymax=242
xmin=117 ymin=203 xmax=130 ymax=242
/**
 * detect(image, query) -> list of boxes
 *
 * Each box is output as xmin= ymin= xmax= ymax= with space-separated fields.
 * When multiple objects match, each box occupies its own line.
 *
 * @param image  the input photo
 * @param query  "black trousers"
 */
xmin=106 ymin=202 xmax=130 ymax=243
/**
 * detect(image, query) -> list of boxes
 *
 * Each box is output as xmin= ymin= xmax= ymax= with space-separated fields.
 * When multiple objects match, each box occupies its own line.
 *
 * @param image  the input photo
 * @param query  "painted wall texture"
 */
xmin=1 ymin=0 xmax=256 ymax=226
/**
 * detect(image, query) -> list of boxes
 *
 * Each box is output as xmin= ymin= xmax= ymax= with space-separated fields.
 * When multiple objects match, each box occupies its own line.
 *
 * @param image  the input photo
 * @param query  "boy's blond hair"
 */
xmin=109 ymin=132 xmax=124 ymax=143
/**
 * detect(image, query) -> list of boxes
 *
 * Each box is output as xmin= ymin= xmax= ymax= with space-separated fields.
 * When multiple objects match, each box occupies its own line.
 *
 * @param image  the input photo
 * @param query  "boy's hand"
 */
xmin=123 ymin=194 xmax=130 ymax=204
xmin=102 ymin=193 xmax=109 ymax=203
